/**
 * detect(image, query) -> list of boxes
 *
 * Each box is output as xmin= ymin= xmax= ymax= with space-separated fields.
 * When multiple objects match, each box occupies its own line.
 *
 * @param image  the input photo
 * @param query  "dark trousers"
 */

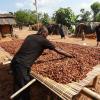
xmin=11 ymin=61 xmax=31 ymax=100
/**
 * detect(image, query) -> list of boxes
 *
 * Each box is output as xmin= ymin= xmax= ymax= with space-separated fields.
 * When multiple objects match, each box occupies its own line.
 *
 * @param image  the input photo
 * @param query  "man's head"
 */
xmin=37 ymin=26 xmax=48 ymax=38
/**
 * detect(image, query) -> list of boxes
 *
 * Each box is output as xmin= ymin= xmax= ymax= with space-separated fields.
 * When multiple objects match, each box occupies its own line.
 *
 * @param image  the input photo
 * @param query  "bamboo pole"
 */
xmin=3 ymin=61 xmax=11 ymax=65
xmin=10 ymin=79 xmax=36 ymax=99
xmin=82 ymin=87 xmax=100 ymax=100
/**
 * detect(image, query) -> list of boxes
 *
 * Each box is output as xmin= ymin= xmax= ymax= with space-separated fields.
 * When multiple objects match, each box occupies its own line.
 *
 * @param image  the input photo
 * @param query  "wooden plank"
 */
xmin=93 ymin=75 xmax=100 ymax=93
xmin=82 ymin=87 xmax=100 ymax=100
xmin=68 ymin=83 xmax=82 ymax=91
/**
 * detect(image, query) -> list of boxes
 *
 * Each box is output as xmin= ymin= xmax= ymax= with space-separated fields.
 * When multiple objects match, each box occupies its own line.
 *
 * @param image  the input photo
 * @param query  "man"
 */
xmin=59 ymin=24 xmax=65 ymax=39
xmin=95 ymin=24 xmax=100 ymax=47
xmin=11 ymin=26 xmax=73 ymax=100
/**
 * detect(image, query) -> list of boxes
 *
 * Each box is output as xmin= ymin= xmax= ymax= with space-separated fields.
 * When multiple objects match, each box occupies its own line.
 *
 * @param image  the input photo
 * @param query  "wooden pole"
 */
xmin=3 ymin=61 xmax=11 ymax=65
xmin=82 ymin=87 xmax=100 ymax=100
xmin=10 ymin=79 xmax=36 ymax=99
xmin=33 ymin=0 xmax=39 ymax=30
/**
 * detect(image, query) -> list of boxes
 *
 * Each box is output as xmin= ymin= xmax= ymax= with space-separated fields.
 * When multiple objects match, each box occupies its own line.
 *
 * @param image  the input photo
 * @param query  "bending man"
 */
xmin=11 ymin=26 xmax=73 ymax=100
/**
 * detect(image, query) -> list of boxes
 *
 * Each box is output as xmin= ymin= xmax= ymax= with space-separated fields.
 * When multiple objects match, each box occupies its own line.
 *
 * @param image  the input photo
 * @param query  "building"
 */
xmin=0 ymin=14 xmax=16 ymax=37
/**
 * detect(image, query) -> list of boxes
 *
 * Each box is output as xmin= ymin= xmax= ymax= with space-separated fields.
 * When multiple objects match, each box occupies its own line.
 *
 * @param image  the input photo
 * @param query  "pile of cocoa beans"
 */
xmin=0 ymin=40 xmax=99 ymax=84
xmin=0 ymin=39 xmax=23 ymax=55
xmin=32 ymin=42 xmax=100 ymax=84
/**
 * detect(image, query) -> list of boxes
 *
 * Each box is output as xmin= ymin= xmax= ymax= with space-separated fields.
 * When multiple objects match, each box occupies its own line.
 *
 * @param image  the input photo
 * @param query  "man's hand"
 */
xmin=54 ymin=48 xmax=74 ymax=58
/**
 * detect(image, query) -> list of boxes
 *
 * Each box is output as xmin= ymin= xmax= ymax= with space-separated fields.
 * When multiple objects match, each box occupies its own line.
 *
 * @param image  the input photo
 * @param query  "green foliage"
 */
xmin=95 ymin=12 xmax=100 ymax=22
xmin=91 ymin=2 xmax=100 ymax=20
xmin=15 ymin=9 xmax=51 ymax=25
xmin=78 ymin=9 xmax=91 ymax=22
xmin=15 ymin=10 xmax=37 ymax=25
xmin=54 ymin=7 xmax=76 ymax=26
xmin=40 ymin=13 xmax=50 ymax=25
xmin=15 ymin=2 xmax=100 ymax=26
xmin=80 ymin=9 xmax=85 ymax=13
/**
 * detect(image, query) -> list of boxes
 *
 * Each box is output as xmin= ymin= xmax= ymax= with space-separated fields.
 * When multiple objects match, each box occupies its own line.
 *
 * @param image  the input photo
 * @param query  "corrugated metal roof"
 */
xmin=0 ymin=14 xmax=14 ymax=18
xmin=0 ymin=18 xmax=16 ymax=25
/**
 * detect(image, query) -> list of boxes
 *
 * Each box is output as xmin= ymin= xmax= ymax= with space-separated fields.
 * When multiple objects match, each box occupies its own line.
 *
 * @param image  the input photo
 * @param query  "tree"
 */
xmin=38 ymin=12 xmax=43 ymax=21
xmin=91 ymin=2 xmax=100 ymax=21
xmin=95 ymin=12 xmax=100 ymax=22
xmin=40 ymin=13 xmax=50 ymax=25
xmin=15 ymin=10 xmax=37 ymax=25
xmin=80 ymin=9 xmax=85 ymax=13
xmin=53 ymin=7 xmax=76 ymax=27
xmin=15 ymin=9 xmax=51 ymax=26
xmin=78 ymin=9 xmax=91 ymax=22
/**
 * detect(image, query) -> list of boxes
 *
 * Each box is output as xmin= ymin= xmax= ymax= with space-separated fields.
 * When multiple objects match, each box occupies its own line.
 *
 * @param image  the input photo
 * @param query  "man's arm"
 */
xmin=53 ymin=47 xmax=73 ymax=58
xmin=43 ymin=38 xmax=73 ymax=58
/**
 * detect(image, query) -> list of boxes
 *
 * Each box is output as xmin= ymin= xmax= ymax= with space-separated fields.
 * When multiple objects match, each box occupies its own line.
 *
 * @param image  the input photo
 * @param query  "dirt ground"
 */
xmin=0 ymin=27 xmax=100 ymax=100
xmin=0 ymin=27 xmax=98 ymax=47
xmin=14 ymin=27 xmax=98 ymax=47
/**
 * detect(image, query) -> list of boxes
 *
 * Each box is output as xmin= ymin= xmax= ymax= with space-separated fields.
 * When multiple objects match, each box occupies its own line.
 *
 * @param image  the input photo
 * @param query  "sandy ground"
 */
xmin=0 ymin=27 xmax=98 ymax=47
xmin=48 ymin=36 xmax=97 ymax=47
xmin=14 ymin=27 xmax=98 ymax=47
